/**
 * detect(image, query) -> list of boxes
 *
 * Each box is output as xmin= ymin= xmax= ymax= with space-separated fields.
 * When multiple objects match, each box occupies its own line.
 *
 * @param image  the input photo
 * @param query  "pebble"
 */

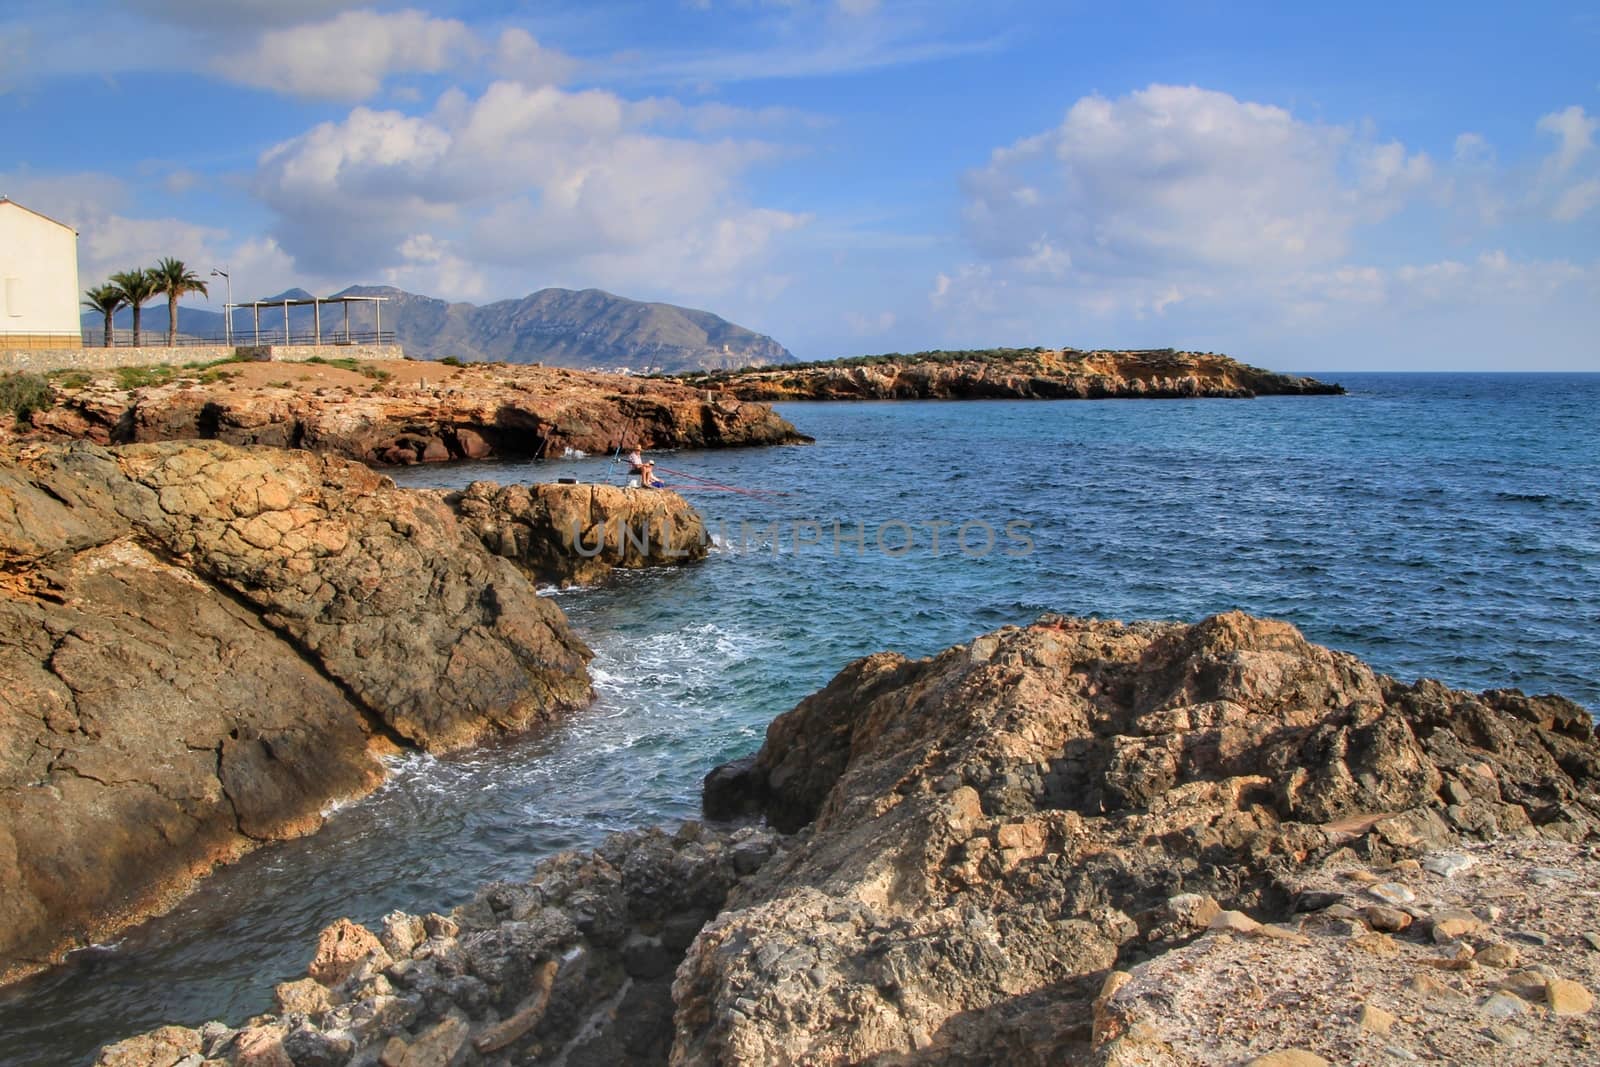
xmin=1422 ymin=853 xmax=1475 ymax=878
xmin=1363 ymin=905 xmax=1412 ymax=932
xmin=1367 ymin=882 xmax=1416 ymax=906
xmin=1528 ymin=867 xmax=1576 ymax=885
xmin=1423 ymin=941 xmax=1476 ymax=971
xmin=1546 ymin=978 xmax=1595 ymax=1015
xmin=1342 ymin=870 xmax=1381 ymax=885
xmin=1583 ymin=932 xmax=1600 ymax=952
xmin=1508 ymin=929 xmax=1550 ymax=946
xmin=1384 ymin=1045 xmax=1420 ymax=1061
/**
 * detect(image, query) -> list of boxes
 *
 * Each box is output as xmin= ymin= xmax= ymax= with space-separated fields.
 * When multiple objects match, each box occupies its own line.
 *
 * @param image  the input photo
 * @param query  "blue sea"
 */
xmin=3 ymin=373 xmax=1597 ymax=1064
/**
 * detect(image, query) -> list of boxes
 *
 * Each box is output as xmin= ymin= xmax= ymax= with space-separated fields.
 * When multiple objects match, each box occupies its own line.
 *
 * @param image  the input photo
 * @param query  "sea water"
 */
xmin=2 ymin=373 xmax=1596 ymax=1065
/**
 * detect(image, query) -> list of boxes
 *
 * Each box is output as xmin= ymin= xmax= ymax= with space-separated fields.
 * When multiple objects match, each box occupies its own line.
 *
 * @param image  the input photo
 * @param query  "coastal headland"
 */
xmin=685 ymin=347 xmax=1344 ymax=401
xmin=96 ymin=612 xmax=1600 ymax=1065
xmin=6 ymin=358 xmax=812 ymax=466
xmin=0 ymin=439 xmax=707 ymax=984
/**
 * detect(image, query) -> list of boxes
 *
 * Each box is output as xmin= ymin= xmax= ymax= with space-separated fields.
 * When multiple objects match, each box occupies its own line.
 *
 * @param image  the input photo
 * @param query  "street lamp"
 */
xmin=211 ymin=267 xmax=232 ymax=346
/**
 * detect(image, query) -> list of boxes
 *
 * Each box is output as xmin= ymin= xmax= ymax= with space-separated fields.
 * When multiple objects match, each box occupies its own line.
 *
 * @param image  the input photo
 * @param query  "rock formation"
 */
xmin=20 ymin=360 xmax=811 ymax=466
xmin=0 ymin=440 xmax=596 ymax=983
xmin=443 ymin=480 xmax=710 ymax=587
xmin=697 ymin=348 xmax=1343 ymax=401
xmin=94 ymin=612 xmax=1600 ymax=1065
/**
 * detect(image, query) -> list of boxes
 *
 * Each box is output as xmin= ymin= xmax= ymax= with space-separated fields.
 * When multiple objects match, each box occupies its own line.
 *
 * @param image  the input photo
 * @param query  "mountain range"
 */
xmin=81 ymin=285 xmax=794 ymax=373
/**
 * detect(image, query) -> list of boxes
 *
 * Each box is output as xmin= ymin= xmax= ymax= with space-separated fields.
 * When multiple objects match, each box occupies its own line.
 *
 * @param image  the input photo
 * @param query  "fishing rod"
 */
xmin=653 ymin=465 xmax=788 ymax=497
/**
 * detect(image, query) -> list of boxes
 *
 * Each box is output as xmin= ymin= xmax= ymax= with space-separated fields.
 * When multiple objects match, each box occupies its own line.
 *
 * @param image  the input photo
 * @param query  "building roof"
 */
xmin=0 ymin=197 xmax=79 ymax=235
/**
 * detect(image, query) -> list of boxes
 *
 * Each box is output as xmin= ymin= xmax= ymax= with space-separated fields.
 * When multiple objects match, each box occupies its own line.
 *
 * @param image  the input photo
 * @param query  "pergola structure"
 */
xmin=224 ymin=294 xmax=388 ymax=346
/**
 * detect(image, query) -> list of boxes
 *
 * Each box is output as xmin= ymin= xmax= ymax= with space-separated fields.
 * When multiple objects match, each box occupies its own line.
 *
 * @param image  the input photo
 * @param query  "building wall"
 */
xmin=0 ymin=203 xmax=81 ymax=339
xmin=0 ymin=343 xmax=404 ymax=374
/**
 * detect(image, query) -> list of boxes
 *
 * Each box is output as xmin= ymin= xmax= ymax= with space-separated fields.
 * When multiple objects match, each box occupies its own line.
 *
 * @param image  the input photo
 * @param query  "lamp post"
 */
xmin=211 ymin=267 xmax=232 ymax=346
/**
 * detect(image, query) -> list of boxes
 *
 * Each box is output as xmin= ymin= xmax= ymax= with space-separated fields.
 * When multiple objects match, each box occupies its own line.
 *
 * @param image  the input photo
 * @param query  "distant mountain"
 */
xmin=82 ymin=286 xmax=794 ymax=373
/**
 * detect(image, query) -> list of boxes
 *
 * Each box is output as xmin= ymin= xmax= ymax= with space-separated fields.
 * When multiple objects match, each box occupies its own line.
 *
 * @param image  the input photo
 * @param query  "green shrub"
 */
xmin=52 ymin=370 xmax=94 ymax=390
xmin=439 ymin=356 xmax=464 ymax=367
xmin=0 ymin=372 xmax=57 ymax=425
xmin=115 ymin=365 xmax=181 ymax=390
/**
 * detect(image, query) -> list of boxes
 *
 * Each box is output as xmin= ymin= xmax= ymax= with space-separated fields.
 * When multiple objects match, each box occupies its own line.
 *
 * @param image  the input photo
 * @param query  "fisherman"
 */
xmin=625 ymin=446 xmax=658 ymax=488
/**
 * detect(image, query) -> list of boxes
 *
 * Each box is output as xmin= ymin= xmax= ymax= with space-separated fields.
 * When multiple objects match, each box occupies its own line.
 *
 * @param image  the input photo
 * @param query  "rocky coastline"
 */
xmin=0 ymin=439 xmax=707 ymax=985
xmin=94 ymin=612 xmax=1600 ymax=1066
xmin=690 ymin=347 xmax=1343 ymax=401
xmin=12 ymin=359 xmax=811 ymax=466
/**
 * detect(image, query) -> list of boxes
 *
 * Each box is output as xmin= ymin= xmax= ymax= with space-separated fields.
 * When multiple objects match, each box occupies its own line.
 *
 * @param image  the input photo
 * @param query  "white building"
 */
xmin=0 ymin=197 xmax=82 ymax=347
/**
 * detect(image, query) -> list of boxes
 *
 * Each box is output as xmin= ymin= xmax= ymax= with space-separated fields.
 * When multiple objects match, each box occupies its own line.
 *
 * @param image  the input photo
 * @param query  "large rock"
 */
xmin=443 ymin=480 xmax=709 ymax=586
xmin=90 ymin=614 xmax=1600 ymax=1065
xmin=0 ymin=440 xmax=593 ymax=982
xmin=705 ymin=347 xmax=1343 ymax=401
xmin=688 ymin=613 xmax=1599 ymax=1064
xmin=22 ymin=362 xmax=811 ymax=465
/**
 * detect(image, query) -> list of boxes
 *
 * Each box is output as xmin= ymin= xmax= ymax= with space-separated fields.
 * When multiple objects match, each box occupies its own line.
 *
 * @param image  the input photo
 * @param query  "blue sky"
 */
xmin=3 ymin=1 xmax=1597 ymax=368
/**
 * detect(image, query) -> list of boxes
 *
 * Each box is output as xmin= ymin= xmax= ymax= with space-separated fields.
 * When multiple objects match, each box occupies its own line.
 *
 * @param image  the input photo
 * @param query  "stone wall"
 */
xmin=0 ymin=343 xmax=404 ymax=373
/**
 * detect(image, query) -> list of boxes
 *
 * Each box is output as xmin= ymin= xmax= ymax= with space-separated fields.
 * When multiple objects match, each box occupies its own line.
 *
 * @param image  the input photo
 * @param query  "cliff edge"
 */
xmin=0 ymin=441 xmax=606 ymax=983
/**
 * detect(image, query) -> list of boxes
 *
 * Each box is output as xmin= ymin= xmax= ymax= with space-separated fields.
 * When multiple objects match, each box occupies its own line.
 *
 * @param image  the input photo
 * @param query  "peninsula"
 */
xmin=684 ymin=346 xmax=1344 ymax=401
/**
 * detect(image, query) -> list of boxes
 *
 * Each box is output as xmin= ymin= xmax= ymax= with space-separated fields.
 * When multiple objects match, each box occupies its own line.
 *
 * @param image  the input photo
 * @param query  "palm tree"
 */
xmin=149 ymin=257 xmax=209 ymax=347
xmin=110 ymin=269 xmax=160 ymax=348
xmin=82 ymin=285 xmax=127 ymax=348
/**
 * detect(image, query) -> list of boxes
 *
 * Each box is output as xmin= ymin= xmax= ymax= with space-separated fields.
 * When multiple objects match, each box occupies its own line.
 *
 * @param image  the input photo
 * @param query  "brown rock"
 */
xmin=233 ymin=1026 xmax=293 ymax=1067
xmin=1208 ymin=910 xmax=1260 ymax=934
xmin=1407 ymin=973 xmax=1467 ymax=1001
xmin=1352 ymin=932 xmax=1401 ymax=957
xmin=1476 ymin=942 xmax=1520 ymax=969
xmin=1429 ymin=908 xmax=1484 ymax=942
xmin=1357 ymin=1002 xmax=1397 ymax=1036
xmin=93 ymin=1025 xmax=203 ymax=1067
xmin=1363 ymin=905 xmax=1413 ymax=932
xmin=398 ymin=1016 xmax=469 ymax=1067
xmin=442 ymin=480 xmax=709 ymax=586
xmin=273 ymin=976 xmax=333 ymax=1016
xmin=1246 ymin=1051 xmax=1331 ymax=1067
xmin=308 ymin=919 xmax=390 ymax=988
xmin=1546 ymin=978 xmax=1594 ymax=1015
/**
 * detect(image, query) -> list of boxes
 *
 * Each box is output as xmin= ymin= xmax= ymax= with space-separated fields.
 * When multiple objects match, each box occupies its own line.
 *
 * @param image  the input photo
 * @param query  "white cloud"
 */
xmin=250 ymin=81 xmax=806 ymax=301
xmin=961 ymin=84 xmax=1432 ymax=277
xmin=216 ymin=9 xmax=481 ymax=101
xmin=1535 ymin=105 xmax=1600 ymax=221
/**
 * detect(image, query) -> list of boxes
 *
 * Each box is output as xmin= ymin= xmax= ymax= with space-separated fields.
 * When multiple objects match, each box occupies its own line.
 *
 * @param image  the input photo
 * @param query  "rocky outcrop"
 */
xmin=93 ymin=612 xmax=1600 ymax=1066
xmin=699 ymin=348 xmax=1343 ymax=401
xmin=689 ymin=612 xmax=1598 ymax=1064
xmin=443 ymin=480 xmax=710 ymax=587
xmin=0 ymin=440 xmax=593 ymax=983
xmin=21 ymin=361 xmax=811 ymax=465
xmin=95 ymin=822 xmax=787 ymax=1067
